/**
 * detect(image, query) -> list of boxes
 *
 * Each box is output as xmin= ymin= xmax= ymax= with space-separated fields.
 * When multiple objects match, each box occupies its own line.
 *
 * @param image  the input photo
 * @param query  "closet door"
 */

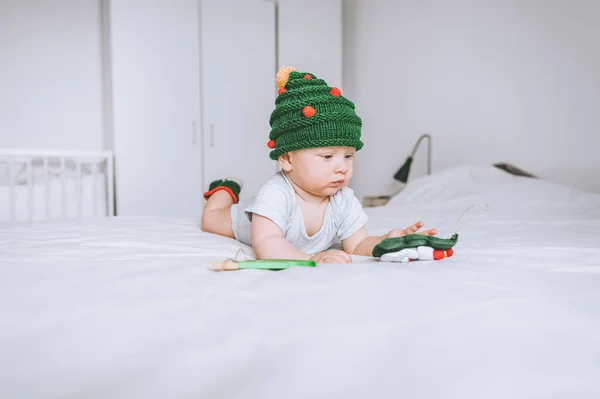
xmin=200 ymin=0 xmax=276 ymax=200
xmin=277 ymin=0 xmax=343 ymax=89
xmin=109 ymin=0 xmax=204 ymax=217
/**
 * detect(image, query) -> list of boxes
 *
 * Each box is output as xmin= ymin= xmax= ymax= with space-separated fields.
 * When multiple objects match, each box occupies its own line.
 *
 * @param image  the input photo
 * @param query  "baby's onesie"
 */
xmin=230 ymin=172 xmax=368 ymax=254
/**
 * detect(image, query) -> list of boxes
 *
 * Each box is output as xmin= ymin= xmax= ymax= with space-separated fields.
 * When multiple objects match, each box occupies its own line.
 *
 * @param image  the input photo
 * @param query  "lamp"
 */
xmin=393 ymin=133 xmax=432 ymax=184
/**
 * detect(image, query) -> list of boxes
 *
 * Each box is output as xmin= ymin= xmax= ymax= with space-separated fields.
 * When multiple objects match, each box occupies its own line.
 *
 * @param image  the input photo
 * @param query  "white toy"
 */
xmin=380 ymin=246 xmax=454 ymax=263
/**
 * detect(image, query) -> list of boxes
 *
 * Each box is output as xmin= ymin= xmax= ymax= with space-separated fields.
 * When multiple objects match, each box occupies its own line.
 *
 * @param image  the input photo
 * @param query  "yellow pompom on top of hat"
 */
xmin=276 ymin=66 xmax=297 ymax=92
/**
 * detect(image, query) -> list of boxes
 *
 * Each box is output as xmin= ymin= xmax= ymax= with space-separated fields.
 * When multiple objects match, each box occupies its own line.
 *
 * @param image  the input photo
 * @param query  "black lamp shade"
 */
xmin=393 ymin=156 xmax=413 ymax=183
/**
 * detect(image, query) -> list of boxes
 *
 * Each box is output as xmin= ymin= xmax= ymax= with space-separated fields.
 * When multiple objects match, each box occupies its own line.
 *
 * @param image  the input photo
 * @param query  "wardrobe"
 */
xmin=107 ymin=0 xmax=342 ymax=218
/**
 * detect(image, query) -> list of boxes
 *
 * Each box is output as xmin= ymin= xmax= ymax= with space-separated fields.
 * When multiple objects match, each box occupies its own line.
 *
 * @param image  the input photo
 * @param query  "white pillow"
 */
xmin=386 ymin=165 xmax=600 ymax=216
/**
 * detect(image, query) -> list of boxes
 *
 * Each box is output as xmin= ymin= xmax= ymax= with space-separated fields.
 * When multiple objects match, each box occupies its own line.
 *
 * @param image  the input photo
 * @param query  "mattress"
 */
xmin=1 ymin=166 xmax=600 ymax=398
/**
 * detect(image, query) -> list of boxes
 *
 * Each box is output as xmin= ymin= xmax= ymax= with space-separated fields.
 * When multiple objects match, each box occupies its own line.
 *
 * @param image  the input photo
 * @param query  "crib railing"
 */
xmin=0 ymin=149 xmax=115 ymax=222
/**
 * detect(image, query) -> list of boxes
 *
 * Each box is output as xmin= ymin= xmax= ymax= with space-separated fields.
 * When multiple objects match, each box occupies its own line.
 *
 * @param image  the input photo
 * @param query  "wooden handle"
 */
xmin=210 ymin=259 xmax=239 ymax=271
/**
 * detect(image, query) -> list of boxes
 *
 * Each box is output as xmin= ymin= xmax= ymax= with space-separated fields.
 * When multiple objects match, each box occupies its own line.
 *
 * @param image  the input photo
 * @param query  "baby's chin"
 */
xmin=313 ymin=185 xmax=346 ymax=197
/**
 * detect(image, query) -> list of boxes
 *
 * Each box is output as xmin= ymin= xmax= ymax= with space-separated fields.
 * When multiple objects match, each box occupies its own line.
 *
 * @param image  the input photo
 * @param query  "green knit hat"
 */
xmin=266 ymin=66 xmax=363 ymax=160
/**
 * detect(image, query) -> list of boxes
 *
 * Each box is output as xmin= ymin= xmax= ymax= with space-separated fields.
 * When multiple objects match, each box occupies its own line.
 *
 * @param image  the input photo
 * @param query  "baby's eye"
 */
xmin=322 ymin=155 xmax=333 ymax=160
xmin=345 ymin=154 xmax=354 ymax=159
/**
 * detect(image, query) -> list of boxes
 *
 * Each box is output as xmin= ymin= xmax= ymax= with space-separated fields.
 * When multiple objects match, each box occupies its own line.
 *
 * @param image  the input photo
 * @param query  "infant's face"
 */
xmin=286 ymin=146 xmax=355 ymax=196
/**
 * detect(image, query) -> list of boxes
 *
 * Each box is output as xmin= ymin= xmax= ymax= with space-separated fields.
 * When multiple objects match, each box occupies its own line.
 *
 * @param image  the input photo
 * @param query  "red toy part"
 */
xmin=433 ymin=248 xmax=453 ymax=260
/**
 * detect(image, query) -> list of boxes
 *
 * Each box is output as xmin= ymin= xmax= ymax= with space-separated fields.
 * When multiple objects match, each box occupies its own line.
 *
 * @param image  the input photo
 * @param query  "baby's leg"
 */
xmin=201 ymin=191 xmax=235 ymax=238
xmin=200 ymin=178 xmax=242 ymax=238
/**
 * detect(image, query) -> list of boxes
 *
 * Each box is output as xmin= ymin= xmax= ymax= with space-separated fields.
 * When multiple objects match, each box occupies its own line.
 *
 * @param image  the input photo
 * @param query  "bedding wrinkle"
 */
xmin=2 ymin=166 xmax=600 ymax=398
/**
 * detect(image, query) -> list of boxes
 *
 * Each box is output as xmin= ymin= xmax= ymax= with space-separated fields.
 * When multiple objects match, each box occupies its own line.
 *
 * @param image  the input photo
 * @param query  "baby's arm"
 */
xmin=342 ymin=226 xmax=384 ymax=256
xmin=251 ymin=214 xmax=351 ymax=263
xmin=343 ymin=221 xmax=437 ymax=257
xmin=251 ymin=214 xmax=310 ymax=260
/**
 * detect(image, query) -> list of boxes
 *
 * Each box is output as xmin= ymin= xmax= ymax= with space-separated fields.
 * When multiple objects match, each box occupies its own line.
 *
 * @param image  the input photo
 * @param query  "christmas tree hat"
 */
xmin=266 ymin=66 xmax=363 ymax=160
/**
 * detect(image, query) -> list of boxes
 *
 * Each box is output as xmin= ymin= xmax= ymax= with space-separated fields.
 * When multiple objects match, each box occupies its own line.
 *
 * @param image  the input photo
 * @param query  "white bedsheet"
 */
xmin=1 ymin=166 xmax=600 ymax=398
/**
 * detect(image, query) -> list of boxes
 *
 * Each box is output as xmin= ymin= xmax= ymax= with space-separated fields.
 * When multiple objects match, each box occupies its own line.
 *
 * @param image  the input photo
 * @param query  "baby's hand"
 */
xmin=386 ymin=221 xmax=437 ymax=238
xmin=310 ymin=249 xmax=352 ymax=264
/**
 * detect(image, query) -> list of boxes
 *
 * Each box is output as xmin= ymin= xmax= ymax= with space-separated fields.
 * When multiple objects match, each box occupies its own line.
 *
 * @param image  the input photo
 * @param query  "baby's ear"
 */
xmin=278 ymin=153 xmax=292 ymax=172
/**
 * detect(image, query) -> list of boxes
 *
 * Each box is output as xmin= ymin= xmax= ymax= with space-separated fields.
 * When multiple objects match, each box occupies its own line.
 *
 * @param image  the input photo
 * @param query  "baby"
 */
xmin=200 ymin=66 xmax=437 ymax=264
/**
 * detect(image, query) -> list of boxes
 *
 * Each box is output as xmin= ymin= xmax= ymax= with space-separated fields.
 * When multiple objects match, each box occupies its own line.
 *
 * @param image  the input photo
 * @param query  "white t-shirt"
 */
xmin=230 ymin=172 xmax=368 ymax=254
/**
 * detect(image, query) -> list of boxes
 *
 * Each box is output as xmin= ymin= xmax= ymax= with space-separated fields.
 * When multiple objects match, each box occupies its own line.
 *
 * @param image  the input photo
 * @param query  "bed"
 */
xmin=1 ymin=165 xmax=600 ymax=398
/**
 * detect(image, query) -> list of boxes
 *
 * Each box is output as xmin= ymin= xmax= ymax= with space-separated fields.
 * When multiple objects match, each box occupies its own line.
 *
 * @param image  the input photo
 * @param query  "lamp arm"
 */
xmin=409 ymin=133 xmax=432 ymax=175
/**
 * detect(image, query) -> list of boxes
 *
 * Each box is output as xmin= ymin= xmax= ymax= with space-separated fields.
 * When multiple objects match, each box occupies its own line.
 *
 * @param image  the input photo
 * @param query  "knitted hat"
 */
xmin=267 ymin=66 xmax=363 ymax=160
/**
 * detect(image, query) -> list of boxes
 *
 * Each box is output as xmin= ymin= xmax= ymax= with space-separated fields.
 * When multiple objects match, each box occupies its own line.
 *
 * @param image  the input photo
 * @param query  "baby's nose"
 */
xmin=335 ymin=163 xmax=348 ymax=173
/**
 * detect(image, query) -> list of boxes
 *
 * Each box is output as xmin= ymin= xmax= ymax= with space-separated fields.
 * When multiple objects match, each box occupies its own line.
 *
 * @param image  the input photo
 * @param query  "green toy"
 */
xmin=373 ymin=234 xmax=459 ymax=262
xmin=211 ymin=258 xmax=317 ymax=271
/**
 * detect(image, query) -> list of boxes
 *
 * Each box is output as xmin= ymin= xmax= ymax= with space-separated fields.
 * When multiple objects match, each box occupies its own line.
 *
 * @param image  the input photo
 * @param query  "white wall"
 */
xmin=344 ymin=0 xmax=600 ymax=197
xmin=278 ymin=0 xmax=342 ymax=90
xmin=0 ymin=0 xmax=105 ymax=151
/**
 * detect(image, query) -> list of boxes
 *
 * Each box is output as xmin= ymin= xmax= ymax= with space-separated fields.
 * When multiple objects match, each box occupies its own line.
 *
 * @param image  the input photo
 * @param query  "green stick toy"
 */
xmin=211 ymin=258 xmax=316 ymax=271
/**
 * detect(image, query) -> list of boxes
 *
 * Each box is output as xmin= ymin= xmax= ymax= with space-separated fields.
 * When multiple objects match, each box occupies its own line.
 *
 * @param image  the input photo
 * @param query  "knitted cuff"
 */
xmin=203 ymin=179 xmax=242 ymax=204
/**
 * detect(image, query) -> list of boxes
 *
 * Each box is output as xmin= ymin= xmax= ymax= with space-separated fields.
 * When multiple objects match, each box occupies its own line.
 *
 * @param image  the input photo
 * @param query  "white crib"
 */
xmin=0 ymin=149 xmax=114 ymax=222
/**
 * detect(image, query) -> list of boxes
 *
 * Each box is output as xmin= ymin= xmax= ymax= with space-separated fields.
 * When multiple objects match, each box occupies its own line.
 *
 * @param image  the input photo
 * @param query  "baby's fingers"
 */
xmin=334 ymin=253 xmax=352 ymax=263
xmin=321 ymin=253 xmax=352 ymax=264
xmin=336 ymin=250 xmax=352 ymax=262
xmin=406 ymin=221 xmax=425 ymax=233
